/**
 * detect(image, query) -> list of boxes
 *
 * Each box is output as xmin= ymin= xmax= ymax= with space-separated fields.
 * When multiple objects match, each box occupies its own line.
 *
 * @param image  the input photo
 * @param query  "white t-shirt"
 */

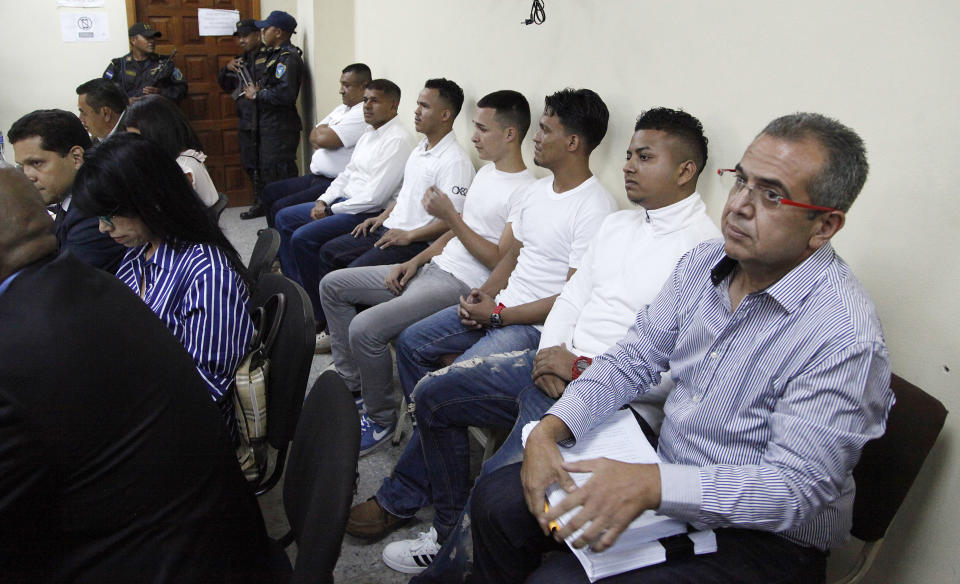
xmin=176 ymin=150 xmax=219 ymax=207
xmin=318 ymin=116 xmax=415 ymax=215
xmin=496 ymin=175 xmax=617 ymax=326
xmin=308 ymin=102 xmax=368 ymax=178
xmin=382 ymin=131 xmax=475 ymax=231
xmin=432 ymin=163 xmax=536 ymax=289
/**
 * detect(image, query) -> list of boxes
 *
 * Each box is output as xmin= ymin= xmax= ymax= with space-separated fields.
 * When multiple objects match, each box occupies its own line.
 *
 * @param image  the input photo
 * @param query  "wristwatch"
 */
xmin=489 ymin=303 xmax=506 ymax=328
xmin=571 ymin=356 xmax=593 ymax=379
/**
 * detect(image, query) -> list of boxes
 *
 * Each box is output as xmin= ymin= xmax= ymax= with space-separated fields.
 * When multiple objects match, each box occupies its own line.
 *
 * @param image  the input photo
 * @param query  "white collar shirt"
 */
xmin=317 ymin=115 xmax=415 ymax=216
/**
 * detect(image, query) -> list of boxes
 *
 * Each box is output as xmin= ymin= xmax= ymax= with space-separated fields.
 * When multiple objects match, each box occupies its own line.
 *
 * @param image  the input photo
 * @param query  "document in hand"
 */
xmin=522 ymin=408 xmax=717 ymax=582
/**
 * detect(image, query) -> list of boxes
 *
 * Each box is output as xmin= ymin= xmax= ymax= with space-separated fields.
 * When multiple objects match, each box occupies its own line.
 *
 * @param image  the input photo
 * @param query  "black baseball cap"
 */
xmin=254 ymin=11 xmax=297 ymax=33
xmin=129 ymin=23 xmax=161 ymax=38
xmin=233 ymin=19 xmax=259 ymax=36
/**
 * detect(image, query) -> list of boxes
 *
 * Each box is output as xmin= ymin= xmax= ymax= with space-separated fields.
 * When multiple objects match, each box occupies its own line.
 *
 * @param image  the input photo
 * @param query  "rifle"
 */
xmin=231 ymin=57 xmax=256 ymax=101
xmin=141 ymin=49 xmax=178 ymax=94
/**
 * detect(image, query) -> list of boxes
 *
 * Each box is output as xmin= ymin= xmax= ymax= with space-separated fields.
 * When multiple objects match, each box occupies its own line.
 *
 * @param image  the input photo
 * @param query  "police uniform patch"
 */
xmin=173 ymin=68 xmax=183 ymax=81
xmin=275 ymin=63 xmax=286 ymax=79
xmin=105 ymin=70 xmax=114 ymax=79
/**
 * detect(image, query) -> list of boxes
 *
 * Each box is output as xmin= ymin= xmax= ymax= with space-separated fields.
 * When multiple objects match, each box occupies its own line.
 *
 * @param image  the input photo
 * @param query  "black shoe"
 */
xmin=240 ymin=204 xmax=265 ymax=220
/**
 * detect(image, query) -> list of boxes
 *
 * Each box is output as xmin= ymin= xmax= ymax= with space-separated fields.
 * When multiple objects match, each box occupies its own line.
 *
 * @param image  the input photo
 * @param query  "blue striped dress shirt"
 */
xmin=548 ymin=239 xmax=893 ymax=550
xmin=115 ymin=242 xmax=254 ymax=407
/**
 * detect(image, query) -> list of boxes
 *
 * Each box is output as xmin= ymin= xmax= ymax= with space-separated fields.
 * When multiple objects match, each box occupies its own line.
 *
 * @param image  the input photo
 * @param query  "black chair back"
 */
xmin=282 ymin=371 xmax=360 ymax=583
xmin=851 ymin=374 xmax=947 ymax=542
xmin=249 ymin=273 xmax=315 ymax=496
xmin=248 ymin=228 xmax=281 ymax=289
xmin=210 ymin=192 xmax=229 ymax=223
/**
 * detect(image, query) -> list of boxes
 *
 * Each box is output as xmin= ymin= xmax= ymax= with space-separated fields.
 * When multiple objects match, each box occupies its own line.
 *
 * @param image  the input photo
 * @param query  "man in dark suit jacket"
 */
xmin=9 ymin=109 xmax=125 ymax=273
xmin=0 ymin=168 xmax=282 ymax=582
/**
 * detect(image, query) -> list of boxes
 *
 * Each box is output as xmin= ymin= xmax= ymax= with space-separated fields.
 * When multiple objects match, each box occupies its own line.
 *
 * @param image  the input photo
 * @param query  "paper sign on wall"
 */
xmin=58 ymin=0 xmax=106 ymax=6
xmin=61 ymin=12 xmax=109 ymax=42
xmin=198 ymin=8 xmax=241 ymax=36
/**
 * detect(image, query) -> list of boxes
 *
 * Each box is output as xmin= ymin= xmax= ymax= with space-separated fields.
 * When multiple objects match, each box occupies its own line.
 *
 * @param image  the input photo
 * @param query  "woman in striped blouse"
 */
xmin=73 ymin=133 xmax=253 ymax=439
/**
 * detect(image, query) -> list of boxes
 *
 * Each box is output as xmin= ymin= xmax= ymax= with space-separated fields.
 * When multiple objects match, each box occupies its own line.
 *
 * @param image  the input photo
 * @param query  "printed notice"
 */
xmin=60 ymin=12 xmax=110 ymax=42
xmin=58 ymin=0 xmax=106 ymax=6
xmin=198 ymin=8 xmax=240 ymax=36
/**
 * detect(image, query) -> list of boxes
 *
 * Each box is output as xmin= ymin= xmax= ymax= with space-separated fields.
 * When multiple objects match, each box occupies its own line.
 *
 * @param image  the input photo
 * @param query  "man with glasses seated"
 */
xmin=470 ymin=113 xmax=894 ymax=584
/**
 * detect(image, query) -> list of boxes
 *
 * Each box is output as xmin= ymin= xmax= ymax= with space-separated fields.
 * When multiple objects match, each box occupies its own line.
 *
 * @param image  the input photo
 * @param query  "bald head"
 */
xmin=0 ymin=169 xmax=57 ymax=281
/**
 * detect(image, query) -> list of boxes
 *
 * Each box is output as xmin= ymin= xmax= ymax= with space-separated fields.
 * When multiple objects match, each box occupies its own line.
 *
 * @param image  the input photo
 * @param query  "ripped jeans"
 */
xmin=375 ymin=305 xmax=541 ymax=541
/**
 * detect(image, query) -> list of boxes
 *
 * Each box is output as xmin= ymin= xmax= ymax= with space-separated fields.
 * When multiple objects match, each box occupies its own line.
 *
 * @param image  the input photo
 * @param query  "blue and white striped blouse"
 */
xmin=115 ymin=242 xmax=253 ymax=406
xmin=550 ymin=239 xmax=894 ymax=551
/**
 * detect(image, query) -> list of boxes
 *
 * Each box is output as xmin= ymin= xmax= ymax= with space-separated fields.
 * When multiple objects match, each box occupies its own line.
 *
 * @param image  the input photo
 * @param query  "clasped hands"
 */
xmin=522 ymin=421 xmax=662 ymax=553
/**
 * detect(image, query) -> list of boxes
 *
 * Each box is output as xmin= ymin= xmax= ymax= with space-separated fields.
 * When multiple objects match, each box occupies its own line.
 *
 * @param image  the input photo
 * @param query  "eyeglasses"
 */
xmin=717 ymin=168 xmax=838 ymax=213
xmin=98 ymin=214 xmax=115 ymax=228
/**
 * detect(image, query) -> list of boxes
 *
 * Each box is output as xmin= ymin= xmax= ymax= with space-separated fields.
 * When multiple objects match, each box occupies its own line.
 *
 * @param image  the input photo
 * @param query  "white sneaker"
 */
xmin=314 ymin=331 xmax=331 ymax=354
xmin=381 ymin=527 xmax=441 ymax=574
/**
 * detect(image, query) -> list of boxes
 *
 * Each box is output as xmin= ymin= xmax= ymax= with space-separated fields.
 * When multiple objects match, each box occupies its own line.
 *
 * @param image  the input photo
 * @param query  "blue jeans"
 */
xmin=412 ymin=382 xmax=556 ymax=583
xmin=260 ymin=173 xmax=334 ymax=228
xmin=471 ymin=463 xmax=827 ymax=584
xmin=375 ymin=306 xmax=541 ymax=532
xmin=275 ymin=202 xmax=378 ymax=327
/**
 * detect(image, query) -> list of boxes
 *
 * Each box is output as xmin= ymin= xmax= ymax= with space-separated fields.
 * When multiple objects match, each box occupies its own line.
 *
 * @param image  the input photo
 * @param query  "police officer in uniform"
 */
xmin=217 ymin=19 xmax=263 ymax=206
xmin=240 ymin=11 xmax=303 ymax=219
xmin=103 ymin=23 xmax=187 ymax=104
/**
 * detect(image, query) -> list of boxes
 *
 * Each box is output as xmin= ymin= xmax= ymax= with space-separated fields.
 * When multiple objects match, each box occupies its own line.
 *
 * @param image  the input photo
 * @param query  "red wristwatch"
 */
xmin=489 ymin=303 xmax=506 ymax=328
xmin=571 ymin=356 xmax=592 ymax=379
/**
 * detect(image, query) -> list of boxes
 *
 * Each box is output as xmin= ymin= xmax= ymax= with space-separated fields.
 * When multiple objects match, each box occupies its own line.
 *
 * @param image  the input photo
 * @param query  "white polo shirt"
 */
xmin=308 ymin=102 xmax=368 ymax=178
xmin=317 ymin=115 xmax=415 ymax=215
xmin=382 ymin=131 xmax=476 ymax=231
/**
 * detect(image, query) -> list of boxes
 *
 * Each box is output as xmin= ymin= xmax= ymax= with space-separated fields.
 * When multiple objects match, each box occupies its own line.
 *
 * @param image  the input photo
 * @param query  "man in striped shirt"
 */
xmin=471 ymin=113 xmax=894 ymax=583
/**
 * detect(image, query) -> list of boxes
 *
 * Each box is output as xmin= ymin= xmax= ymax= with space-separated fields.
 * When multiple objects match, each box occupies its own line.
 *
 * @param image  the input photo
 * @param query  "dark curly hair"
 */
xmin=543 ymin=88 xmax=609 ymax=154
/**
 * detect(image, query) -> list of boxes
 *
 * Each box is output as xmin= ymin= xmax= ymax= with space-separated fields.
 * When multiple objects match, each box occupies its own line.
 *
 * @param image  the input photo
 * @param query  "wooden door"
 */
xmin=130 ymin=0 xmax=260 ymax=206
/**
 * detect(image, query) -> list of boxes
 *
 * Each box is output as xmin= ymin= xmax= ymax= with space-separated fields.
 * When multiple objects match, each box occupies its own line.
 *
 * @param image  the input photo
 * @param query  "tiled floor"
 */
xmin=223 ymin=207 xmax=439 ymax=583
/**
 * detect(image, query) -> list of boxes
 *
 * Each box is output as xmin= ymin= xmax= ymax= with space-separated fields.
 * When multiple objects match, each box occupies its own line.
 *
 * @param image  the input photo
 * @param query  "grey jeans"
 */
xmin=318 ymin=262 xmax=471 ymax=426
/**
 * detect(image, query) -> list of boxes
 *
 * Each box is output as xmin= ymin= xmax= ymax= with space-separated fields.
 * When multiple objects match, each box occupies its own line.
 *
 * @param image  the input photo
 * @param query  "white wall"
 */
xmin=0 ymin=1 xmax=131 ymax=158
xmin=340 ymin=1 xmax=959 ymax=581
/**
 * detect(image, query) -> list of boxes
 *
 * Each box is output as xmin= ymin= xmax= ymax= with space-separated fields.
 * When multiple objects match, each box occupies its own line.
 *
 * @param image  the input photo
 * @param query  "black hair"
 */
xmin=761 ymin=113 xmax=868 ymax=212
xmin=8 ymin=109 xmax=91 ymax=155
xmin=543 ymin=88 xmax=609 ymax=154
xmin=365 ymin=78 xmax=401 ymax=102
xmin=477 ymin=90 xmax=531 ymax=141
xmin=342 ymin=63 xmax=372 ymax=84
xmin=75 ymin=78 xmax=127 ymax=115
xmin=121 ymin=95 xmax=203 ymax=159
xmin=73 ymin=133 xmax=248 ymax=282
xmin=424 ymin=78 xmax=465 ymax=118
xmin=634 ymin=107 xmax=708 ymax=177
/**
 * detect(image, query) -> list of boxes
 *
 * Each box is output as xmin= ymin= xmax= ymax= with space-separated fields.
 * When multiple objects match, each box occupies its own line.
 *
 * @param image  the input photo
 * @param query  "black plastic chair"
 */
xmin=249 ymin=273 xmax=316 ymax=497
xmin=278 ymin=370 xmax=360 ymax=583
xmin=210 ymin=192 xmax=229 ymax=223
xmin=248 ymin=228 xmax=281 ymax=290
xmin=830 ymin=374 xmax=948 ymax=583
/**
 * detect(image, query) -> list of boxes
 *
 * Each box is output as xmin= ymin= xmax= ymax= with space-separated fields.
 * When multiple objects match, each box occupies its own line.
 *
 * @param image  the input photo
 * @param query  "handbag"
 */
xmin=235 ymin=292 xmax=286 ymax=482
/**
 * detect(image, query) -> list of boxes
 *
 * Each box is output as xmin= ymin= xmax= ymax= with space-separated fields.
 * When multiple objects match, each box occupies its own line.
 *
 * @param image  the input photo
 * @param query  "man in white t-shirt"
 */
xmin=275 ymin=79 xmax=415 ymax=325
xmin=319 ymin=90 xmax=535 ymax=456
xmin=408 ymin=108 xmax=722 ymax=582
xmin=346 ymin=89 xmax=617 ymax=564
xmin=310 ymin=78 xmax=476 ymax=330
xmin=244 ymin=63 xmax=371 ymax=224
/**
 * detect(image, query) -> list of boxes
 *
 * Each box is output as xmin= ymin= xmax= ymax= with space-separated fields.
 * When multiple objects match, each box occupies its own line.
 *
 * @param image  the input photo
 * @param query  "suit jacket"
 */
xmin=0 ymin=253 xmax=276 ymax=583
xmin=55 ymin=201 xmax=125 ymax=273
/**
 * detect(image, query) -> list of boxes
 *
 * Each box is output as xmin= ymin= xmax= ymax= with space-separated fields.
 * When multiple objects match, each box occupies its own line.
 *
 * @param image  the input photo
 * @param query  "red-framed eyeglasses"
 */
xmin=717 ymin=168 xmax=839 ymax=213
